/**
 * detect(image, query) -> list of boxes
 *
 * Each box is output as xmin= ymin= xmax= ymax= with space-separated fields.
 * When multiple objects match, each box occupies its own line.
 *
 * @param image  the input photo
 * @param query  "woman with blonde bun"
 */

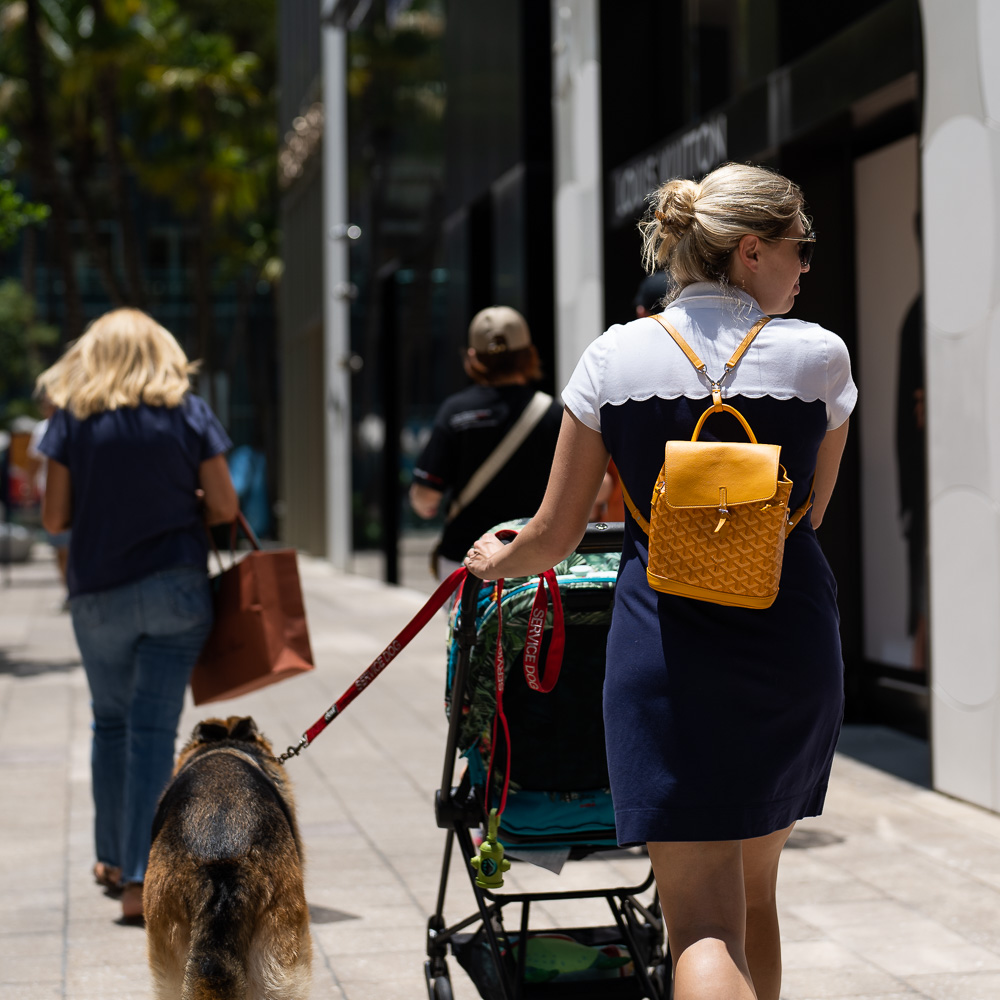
xmin=465 ymin=163 xmax=856 ymax=999
xmin=36 ymin=308 xmax=238 ymax=922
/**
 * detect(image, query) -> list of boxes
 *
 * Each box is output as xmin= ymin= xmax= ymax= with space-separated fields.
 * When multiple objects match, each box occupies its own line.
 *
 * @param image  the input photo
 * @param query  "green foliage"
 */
xmin=0 ymin=125 xmax=49 ymax=249
xmin=0 ymin=178 xmax=50 ymax=249
xmin=0 ymin=279 xmax=59 ymax=422
xmin=0 ymin=0 xmax=280 ymax=295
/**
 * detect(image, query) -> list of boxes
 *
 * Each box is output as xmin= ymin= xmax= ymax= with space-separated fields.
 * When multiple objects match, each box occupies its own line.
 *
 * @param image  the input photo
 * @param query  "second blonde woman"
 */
xmin=36 ymin=308 xmax=238 ymax=922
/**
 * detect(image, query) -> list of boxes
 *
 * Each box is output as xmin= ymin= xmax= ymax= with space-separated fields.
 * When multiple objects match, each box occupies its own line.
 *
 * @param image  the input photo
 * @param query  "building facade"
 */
xmin=278 ymin=0 xmax=1000 ymax=814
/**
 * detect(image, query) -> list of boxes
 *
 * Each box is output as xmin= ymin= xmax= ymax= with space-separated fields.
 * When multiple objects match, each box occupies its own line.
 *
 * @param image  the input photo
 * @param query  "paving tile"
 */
xmin=8 ymin=553 xmax=1000 ymax=999
xmin=64 ymin=961 xmax=151 ymax=991
xmin=0 ymin=903 xmax=63 ymax=935
xmin=1 ymin=951 xmax=64 ymax=984
xmin=0 ymin=987 xmax=62 ymax=1000
xmin=904 ymin=970 xmax=1000 ymax=999
xmin=0 ymin=932 xmax=63 ymax=959
xmin=323 ymin=946 xmax=429 ymax=983
xmin=781 ymin=939 xmax=872 ymax=970
xmin=779 ymin=965 xmax=917 ymax=998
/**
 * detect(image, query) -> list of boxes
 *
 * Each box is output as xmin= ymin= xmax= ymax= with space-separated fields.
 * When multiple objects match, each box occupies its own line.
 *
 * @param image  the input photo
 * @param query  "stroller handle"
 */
xmin=576 ymin=520 xmax=625 ymax=553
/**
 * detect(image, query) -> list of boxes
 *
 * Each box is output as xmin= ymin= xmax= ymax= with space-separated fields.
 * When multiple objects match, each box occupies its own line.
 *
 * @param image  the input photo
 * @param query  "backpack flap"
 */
xmin=662 ymin=440 xmax=783 ymax=509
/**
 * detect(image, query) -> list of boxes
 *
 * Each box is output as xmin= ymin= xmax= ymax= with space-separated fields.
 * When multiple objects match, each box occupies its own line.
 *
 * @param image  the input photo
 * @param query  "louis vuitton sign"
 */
xmin=608 ymin=114 xmax=728 ymax=228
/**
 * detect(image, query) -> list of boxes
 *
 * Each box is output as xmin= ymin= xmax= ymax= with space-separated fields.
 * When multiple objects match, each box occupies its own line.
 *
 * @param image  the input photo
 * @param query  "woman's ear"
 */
xmin=737 ymin=233 xmax=762 ymax=272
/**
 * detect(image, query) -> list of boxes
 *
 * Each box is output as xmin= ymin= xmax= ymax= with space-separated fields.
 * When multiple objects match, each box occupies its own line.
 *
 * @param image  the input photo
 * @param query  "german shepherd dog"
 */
xmin=145 ymin=716 xmax=312 ymax=999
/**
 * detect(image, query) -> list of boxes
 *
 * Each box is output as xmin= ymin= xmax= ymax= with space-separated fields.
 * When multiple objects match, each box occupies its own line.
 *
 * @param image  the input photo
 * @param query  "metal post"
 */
xmin=379 ymin=268 xmax=400 ymax=585
xmin=321 ymin=5 xmax=353 ymax=570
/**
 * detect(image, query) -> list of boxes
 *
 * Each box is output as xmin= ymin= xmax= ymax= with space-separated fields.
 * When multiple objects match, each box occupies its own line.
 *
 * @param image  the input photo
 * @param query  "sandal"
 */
xmin=93 ymin=862 xmax=122 ymax=893
xmin=120 ymin=881 xmax=143 ymax=924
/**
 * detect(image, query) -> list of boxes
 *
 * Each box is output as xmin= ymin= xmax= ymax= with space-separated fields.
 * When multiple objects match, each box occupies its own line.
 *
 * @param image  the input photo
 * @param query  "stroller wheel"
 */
xmin=432 ymin=975 xmax=453 ymax=1000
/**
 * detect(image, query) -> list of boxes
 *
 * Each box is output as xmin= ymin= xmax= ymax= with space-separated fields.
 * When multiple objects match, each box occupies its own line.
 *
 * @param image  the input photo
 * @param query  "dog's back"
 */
xmin=145 ymin=718 xmax=311 ymax=1000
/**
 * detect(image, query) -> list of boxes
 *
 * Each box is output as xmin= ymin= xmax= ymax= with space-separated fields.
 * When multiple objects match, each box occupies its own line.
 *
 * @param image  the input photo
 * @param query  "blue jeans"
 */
xmin=70 ymin=566 xmax=213 ymax=884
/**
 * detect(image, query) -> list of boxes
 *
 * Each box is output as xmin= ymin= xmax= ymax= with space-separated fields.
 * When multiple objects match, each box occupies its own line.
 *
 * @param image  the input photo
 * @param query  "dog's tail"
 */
xmin=181 ymin=861 xmax=260 ymax=1000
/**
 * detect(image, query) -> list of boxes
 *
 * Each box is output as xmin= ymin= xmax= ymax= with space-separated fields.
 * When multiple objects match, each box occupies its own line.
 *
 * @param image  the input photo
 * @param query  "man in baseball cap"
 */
xmin=409 ymin=304 xmax=563 ymax=579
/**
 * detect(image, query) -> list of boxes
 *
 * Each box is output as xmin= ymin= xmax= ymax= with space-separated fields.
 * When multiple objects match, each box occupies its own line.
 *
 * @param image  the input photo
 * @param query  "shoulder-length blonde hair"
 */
xmin=36 ymin=308 xmax=198 ymax=420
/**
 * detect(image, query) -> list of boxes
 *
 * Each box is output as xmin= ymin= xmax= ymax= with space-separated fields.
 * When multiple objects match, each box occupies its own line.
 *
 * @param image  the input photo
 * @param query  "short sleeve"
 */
xmin=825 ymin=333 xmax=858 ymax=430
xmin=183 ymin=395 xmax=232 ymax=461
xmin=37 ymin=409 xmax=70 ymax=465
xmin=561 ymin=335 xmax=608 ymax=433
xmin=412 ymin=408 xmax=455 ymax=490
xmin=27 ymin=419 xmax=47 ymax=459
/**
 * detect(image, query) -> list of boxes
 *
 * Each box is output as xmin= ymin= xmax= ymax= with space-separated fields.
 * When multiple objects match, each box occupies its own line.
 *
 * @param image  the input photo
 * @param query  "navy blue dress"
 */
xmin=562 ymin=283 xmax=857 ymax=844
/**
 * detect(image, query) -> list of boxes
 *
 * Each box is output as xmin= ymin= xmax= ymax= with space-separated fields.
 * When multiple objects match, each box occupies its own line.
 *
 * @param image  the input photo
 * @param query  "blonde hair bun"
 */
xmin=655 ymin=179 xmax=700 ymax=235
xmin=638 ymin=162 xmax=808 ymax=295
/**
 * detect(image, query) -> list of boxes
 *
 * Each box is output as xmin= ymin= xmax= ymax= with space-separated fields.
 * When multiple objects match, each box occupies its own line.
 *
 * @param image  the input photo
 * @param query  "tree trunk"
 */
xmin=70 ymin=151 xmax=126 ymax=307
xmin=192 ymin=82 xmax=216 ymax=405
xmin=193 ymin=186 xmax=215 ymax=407
xmin=21 ymin=227 xmax=36 ymax=301
xmin=23 ymin=0 xmax=83 ymax=341
xmin=91 ymin=0 xmax=145 ymax=308
xmin=94 ymin=66 xmax=146 ymax=308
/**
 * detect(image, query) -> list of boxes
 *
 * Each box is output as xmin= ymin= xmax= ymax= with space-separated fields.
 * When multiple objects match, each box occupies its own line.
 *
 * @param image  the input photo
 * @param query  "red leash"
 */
xmin=277 ymin=567 xmax=468 ymax=762
xmin=277 ymin=553 xmax=566 ymax=772
xmin=485 ymin=567 xmax=564 ymax=813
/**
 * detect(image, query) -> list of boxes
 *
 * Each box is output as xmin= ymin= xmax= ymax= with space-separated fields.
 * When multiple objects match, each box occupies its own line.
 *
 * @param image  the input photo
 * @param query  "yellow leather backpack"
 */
xmin=620 ymin=315 xmax=813 ymax=609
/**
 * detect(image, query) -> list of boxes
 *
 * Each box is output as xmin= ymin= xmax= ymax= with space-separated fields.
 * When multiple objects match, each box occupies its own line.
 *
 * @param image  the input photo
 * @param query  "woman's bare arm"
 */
xmin=199 ymin=454 xmax=240 ymax=525
xmin=466 ymin=409 xmax=610 ymax=581
xmin=42 ymin=459 xmax=72 ymax=533
xmin=811 ymin=419 xmax=849 ymax=529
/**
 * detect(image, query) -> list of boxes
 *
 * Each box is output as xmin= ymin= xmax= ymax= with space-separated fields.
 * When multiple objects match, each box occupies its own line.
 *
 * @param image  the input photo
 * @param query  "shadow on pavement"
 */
xmin=0 ymin=646 xmax=79 ymax=677
xmin=836 ymin=723 xmax=931 ymax=788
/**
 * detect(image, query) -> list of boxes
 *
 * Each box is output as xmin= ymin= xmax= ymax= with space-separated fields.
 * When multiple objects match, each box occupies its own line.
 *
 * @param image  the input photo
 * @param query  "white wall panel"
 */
xmin=552 ymin=1 xmax=604 ymax=389
xmin=921 ymin=0 xmax=1000 ymax=812
xmin=923 ymin=116 xmax=994 ymax=335
xmin=978 ymin=0 xmax=1000 ymax=124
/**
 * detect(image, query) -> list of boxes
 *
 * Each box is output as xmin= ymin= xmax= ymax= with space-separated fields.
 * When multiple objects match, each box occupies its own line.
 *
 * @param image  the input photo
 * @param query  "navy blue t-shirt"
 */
xmin=39 ymin=396 xmax=232 ymax=597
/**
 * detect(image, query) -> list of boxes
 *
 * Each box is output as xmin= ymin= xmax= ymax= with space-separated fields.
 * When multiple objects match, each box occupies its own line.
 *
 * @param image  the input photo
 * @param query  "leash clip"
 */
xmin=277 ymin=735 xmax=309 ymax=765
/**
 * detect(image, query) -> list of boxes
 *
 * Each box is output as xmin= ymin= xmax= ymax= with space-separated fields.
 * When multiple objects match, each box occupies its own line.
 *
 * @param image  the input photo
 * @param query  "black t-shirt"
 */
xmin=412 ymin=383 xmax=563 ymax=560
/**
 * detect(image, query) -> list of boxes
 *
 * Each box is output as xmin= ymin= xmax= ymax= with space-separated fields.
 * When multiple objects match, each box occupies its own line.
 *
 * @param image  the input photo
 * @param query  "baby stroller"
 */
xmin=425 ymin=522 xmax=670 ymax=1000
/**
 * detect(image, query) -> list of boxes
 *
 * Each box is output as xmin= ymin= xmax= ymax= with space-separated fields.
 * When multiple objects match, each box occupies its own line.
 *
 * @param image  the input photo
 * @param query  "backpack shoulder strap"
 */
xmin=651 ymin=314 xmax=771 ymax=409
xmin=785 ymin=475 xmax=816 ymax=536
xmin=619 ymin=478 xmax=650 ymax=536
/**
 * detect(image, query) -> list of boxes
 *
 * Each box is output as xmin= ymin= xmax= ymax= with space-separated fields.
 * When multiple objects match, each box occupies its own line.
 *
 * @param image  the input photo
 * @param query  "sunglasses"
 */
xmin=771 ymin=231 xmax=817 ymax=268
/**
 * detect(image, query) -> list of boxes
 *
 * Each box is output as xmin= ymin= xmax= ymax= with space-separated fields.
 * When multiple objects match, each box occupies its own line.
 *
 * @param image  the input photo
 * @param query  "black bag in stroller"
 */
xmin=425 ymin=522 xmax=670 ymax=999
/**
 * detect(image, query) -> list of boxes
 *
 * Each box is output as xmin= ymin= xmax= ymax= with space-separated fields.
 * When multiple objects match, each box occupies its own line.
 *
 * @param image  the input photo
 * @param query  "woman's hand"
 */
xmin=464 ymin=532 xmax=506 ymax=581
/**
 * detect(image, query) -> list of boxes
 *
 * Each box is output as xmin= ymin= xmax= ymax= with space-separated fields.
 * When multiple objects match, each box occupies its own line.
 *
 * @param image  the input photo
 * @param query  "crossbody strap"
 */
xmin=447 ymin=391 xmax=553 ymax=522
xmin=652 ymin=314 xmax=771 ymax=410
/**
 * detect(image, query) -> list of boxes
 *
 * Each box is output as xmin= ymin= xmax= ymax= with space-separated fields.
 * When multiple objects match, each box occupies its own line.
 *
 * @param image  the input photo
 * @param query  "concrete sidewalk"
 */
xmin=3 ymin=548 xmax=1000 ymax=1000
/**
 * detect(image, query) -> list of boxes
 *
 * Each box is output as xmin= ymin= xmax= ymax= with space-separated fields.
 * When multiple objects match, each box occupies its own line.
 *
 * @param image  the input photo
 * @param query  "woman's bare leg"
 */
xmin=647 ymin=840 xmax=756 ymax=999
xmin=742 ymin=824 xmax=795 ymax=1000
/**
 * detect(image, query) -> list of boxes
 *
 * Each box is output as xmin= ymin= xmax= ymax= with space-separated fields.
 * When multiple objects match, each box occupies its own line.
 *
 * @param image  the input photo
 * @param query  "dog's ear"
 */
xmin=229 ymin=717 xmax=259 ymax=742
xmin=194 ymin=720 xmax=230 ymax=743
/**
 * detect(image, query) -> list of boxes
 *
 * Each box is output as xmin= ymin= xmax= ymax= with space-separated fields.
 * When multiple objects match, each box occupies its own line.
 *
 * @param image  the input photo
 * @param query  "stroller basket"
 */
xmin=426 ymin=522 xmax=670 ymax=1000
xmin=454 ymin=924 xmax=651 ymax=1000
